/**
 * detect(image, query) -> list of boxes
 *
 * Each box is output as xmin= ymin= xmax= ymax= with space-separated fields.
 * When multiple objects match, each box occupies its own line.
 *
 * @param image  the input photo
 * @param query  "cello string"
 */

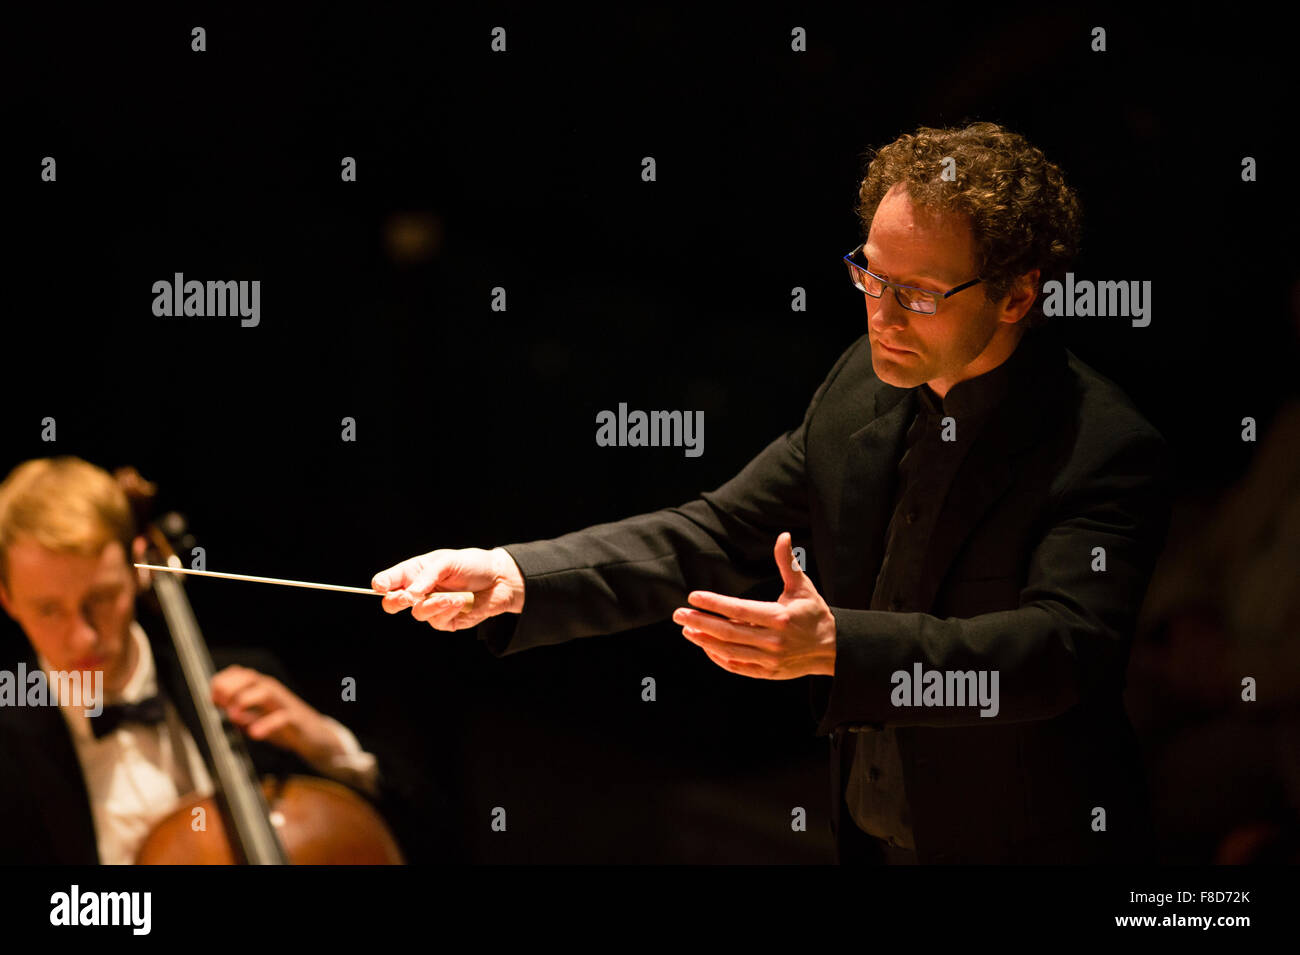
xmin=132 ymin=563 xmax=475 ymax=603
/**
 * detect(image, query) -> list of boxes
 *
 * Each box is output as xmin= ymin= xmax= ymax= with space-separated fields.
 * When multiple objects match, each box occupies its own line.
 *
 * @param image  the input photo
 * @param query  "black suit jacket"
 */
xmin=0 ymin=600 xmax=393 ymax=864
xmin=476 ymin=325 xmax=1171 ymax=863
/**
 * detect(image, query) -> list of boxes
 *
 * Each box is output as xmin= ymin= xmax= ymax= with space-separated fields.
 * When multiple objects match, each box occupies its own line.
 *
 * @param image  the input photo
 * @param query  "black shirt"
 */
xmin=844 ymin=336 xmax=1023 ymax=849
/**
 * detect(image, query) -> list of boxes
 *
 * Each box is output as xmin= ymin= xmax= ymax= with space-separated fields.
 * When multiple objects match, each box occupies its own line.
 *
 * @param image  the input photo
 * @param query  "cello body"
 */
xmin=137 ymin=775 xmax=404 ymax=865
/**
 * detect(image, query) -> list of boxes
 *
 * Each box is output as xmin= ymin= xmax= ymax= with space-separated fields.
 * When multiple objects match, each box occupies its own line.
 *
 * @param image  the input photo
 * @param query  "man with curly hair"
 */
xmin=373 ymin=122 xmax=1170 ymax=864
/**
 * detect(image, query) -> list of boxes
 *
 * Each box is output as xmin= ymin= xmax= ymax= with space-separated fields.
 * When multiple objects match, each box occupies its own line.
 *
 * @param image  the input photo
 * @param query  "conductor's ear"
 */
xmin=1002 ymin=269 xmax=1040 ymax=324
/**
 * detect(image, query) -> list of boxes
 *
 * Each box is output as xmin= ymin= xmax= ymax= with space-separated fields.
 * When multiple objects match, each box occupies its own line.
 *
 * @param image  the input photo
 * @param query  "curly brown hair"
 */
xmin=855 ymin=122 xmax=1082 ymax=326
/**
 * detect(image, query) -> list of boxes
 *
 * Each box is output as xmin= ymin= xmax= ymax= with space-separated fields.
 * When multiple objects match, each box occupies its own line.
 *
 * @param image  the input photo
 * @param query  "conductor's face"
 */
xmin=863 ymin=183 xmax=1035 ymax=398
xmin=0 ymin=539 xmax=137 ymax=694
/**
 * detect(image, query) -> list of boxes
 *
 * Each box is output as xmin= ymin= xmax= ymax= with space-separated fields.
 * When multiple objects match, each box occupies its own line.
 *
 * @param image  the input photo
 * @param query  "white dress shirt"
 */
xmin=40 ymin=620 xmax=379 ymax=864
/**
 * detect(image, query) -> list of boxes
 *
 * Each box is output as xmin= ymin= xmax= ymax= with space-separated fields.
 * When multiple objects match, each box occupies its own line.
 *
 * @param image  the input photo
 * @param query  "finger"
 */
xmin=227 ymin=682 xmax=277 ymax=715
xmin=411 ymin=592 xmax=474 ymax=624
xmin=680 ymin=625 xmax=774 ymax=667
xmin=210 ymin=666 xmax=259 ymax=705
xmin=702 ymin=645 xmax=771 ymax=678
xmin=407 ymin=555 xmax=453 ymax=597
xmin=226 ymin=705 xmax=260 ymax=728
xmin=773 ymin=531 xmax=804 ymax=592
xmin=245 ymin=709 xmax=293 ymax=741
xmin=674 ymin=607 xmax=779 ymax=649
xmin=380 ymin=588 xmax=428 ymax=614
xmin=685 ymin=591 xmax=788 ymax=628
xmin=442 ymin=602 xmax=491 ymax=631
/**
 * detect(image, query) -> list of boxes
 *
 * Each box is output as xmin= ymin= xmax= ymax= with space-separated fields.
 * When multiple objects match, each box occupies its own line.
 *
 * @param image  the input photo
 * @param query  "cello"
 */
xmin=116 ymin=467 xmax=404 ymax=864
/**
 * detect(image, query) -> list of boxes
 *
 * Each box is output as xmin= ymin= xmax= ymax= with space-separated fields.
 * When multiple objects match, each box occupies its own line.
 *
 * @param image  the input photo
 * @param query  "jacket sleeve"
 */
xmin=475 ymin=336 xmax=865 ymax=657
xmin=814 ymin=425 xmax=1171 ymax=735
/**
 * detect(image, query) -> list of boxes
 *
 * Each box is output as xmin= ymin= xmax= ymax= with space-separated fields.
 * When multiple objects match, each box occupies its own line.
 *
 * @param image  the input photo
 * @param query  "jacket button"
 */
xmin=868 ymin=765 xmax=881 ymax=781
xmin=904 ymin=510 xmax=917 ymax=525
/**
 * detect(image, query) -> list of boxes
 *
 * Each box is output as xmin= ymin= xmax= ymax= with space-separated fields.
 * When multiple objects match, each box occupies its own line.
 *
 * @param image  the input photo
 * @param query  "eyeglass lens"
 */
xmin=846 ymin=259 xmax=937 ymax=314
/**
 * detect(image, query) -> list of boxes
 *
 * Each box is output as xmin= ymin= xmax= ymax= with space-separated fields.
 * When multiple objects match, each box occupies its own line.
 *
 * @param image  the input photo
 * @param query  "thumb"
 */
xmin=371 ymin=568 xmax=398 ymax=592
xmin=372 ymin=554 xmax=431 ymax=593
xmin=774 ymin=532 xmax=806 ymax=595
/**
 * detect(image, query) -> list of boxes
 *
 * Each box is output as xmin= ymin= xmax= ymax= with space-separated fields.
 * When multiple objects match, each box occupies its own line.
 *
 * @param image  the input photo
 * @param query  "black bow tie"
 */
xmin=89 ymin=696 xmax=166 ymax=740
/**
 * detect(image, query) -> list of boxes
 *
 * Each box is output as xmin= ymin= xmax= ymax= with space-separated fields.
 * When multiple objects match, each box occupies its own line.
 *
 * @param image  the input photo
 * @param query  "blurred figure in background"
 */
xmin=1132 ymin=286 xmax=1300 ymax=863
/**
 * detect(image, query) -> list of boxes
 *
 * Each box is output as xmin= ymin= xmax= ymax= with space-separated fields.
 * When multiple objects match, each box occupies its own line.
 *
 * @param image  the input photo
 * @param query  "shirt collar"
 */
xmin=915 ymin=326 xmax=1045 ymax=419
xmin=118 ymin=620 xmax=158 ymax=703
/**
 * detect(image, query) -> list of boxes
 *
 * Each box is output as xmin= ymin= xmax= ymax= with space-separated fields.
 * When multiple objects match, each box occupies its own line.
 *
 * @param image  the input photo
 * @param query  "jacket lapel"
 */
xmin=832 ymin=384 xmax=915 ymax=610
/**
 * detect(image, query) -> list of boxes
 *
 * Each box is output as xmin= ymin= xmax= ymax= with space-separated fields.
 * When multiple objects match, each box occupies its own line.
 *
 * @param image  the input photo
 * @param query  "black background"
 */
xmin=3 ymin=6 xmax=1295 ymax=862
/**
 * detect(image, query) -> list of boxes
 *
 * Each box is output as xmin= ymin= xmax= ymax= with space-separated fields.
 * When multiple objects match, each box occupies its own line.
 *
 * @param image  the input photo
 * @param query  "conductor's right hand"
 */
xmin=371 ymin=547 xmax=525 ymax=631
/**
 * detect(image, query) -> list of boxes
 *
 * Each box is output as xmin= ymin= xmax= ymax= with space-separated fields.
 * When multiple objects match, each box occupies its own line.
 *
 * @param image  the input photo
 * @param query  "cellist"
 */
xmin=0 ymin=455 xmax=382 ymax=864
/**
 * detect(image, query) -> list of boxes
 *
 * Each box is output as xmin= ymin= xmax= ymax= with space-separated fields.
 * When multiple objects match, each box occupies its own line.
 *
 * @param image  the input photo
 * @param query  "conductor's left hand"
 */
xmin=673 ymin=532 xmax=837 ymax=679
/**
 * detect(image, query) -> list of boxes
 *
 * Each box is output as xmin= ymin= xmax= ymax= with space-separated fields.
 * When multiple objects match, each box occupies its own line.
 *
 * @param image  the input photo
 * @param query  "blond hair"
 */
xmin=0 ymin=457 xmax=135 ymax=586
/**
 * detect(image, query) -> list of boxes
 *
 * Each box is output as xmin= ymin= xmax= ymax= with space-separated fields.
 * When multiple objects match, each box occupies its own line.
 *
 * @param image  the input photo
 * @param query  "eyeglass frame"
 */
xmin=843 ymin=242 xmax=983 ymax=314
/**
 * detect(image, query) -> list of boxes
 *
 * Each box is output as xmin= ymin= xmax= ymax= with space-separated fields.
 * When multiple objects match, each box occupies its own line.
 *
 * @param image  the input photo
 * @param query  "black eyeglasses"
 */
xmin=843 ymin=243 xmax=983 ymax=315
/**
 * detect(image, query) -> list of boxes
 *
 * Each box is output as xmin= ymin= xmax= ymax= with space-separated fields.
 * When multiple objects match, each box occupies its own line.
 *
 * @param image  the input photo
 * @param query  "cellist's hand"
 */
xmin=210 ymin=665 xmax=344 ymax=767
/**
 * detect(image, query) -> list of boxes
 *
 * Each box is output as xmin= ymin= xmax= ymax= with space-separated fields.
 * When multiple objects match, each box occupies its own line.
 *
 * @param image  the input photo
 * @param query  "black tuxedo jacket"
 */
xmin=0 ymin=601 xmax=391 ymax=864
xmin=477 ymin=325 xmax=1171 ymax=863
